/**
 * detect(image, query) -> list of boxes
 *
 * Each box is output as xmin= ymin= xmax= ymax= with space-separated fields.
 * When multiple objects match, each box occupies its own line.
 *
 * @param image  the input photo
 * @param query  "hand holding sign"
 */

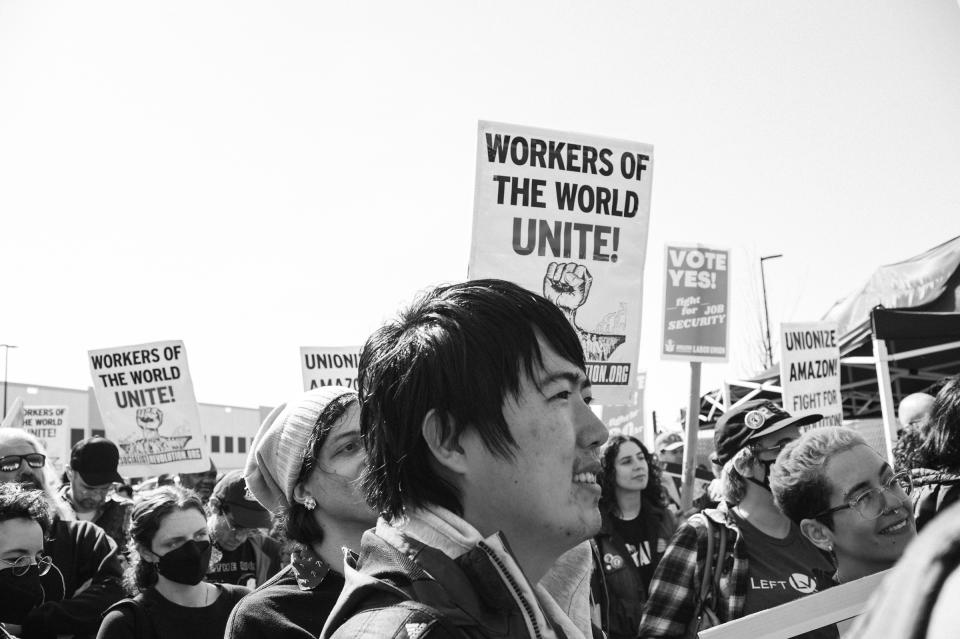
xmin=544 ymin=262 xmax=593 ymax=317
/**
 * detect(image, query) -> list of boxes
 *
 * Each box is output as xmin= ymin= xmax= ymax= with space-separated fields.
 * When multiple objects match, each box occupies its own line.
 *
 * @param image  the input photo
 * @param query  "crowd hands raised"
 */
xmin=1 ymin=280 xmax=958 ymax=639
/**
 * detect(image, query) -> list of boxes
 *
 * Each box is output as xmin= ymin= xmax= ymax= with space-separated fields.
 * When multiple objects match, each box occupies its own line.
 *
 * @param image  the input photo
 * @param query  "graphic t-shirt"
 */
xmin=207 ymin=540 xmax=258 ymax=588
xmin=610 ymin=511 xmax=666 ymax=590
xmin=733 ymin=512 xmax=838 ymax=639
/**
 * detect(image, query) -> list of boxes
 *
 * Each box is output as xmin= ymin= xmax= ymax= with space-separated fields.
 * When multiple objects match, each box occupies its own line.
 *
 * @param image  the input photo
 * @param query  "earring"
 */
xmin=303 ymin=497 xmax=317 ymax=511
xmin=826 ymin=544 xmax=833 ymax=552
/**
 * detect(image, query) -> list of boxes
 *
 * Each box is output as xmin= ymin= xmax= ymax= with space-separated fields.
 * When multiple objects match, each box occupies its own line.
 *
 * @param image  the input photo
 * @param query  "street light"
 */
xmin=1 ymin=344 xmax=16 ymax=419
xmin=759 ymin=255 xmax=782 ymax=369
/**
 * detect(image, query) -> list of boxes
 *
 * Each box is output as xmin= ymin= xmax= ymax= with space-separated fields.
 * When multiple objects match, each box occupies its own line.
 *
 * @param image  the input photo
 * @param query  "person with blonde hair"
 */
xmin=771 ymin=427 xmax=916 ymax=584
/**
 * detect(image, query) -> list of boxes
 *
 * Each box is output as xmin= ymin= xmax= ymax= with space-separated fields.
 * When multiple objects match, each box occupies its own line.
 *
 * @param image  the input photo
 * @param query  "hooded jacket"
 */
xmin=320 ymin=509 xmax=595 ymax=639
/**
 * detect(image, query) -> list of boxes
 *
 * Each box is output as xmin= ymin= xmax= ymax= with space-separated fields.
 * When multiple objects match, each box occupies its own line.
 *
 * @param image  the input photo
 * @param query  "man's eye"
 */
xmin=553 ymin=391 xmax=572 ymax=400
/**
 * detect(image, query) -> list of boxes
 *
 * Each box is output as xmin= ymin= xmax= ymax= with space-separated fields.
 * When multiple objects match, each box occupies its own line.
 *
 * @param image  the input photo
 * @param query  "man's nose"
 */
xmin=578 ymin=403 xmax=608 ymax=450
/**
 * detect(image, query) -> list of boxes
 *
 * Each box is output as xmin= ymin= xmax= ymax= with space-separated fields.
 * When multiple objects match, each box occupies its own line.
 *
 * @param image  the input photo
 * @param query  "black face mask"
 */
xmin=0 ymin=564 xmax=45 ymax=624
xmin=156 ymin=540 xmax=212 ymax=586
xmin=747 ymin=459 xmax=775 ymax=492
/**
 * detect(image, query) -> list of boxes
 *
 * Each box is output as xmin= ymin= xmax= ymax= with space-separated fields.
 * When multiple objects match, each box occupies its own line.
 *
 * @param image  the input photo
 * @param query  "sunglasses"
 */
xmin=0 ymin=454 xmax=46 ymax=473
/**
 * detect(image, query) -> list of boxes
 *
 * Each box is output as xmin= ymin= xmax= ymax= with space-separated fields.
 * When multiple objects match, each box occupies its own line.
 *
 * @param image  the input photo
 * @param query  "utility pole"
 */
xmin=1 ymin=344 xmax=16 ymax=419
xmin=760 ymin=255 xmax=782 ymax=369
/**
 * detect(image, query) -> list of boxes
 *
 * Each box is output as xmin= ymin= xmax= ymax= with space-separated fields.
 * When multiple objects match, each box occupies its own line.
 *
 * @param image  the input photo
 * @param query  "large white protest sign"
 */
xmin=22 ymin=406 xmax=70 ymax=473
xmin=779 ymin=322 xmax=843 ymax=428
xmin=661 ymin=244 xmax=730 ymax=362
xmin=300 ymin=346 xmax=361 ymax=392
xmin=468 ymin=120 xmax=653 ymax=404
xmin=699 ymin=569 xmax=887 ymax=639
xmin=88 ymin=340 xmax=209 ymax=476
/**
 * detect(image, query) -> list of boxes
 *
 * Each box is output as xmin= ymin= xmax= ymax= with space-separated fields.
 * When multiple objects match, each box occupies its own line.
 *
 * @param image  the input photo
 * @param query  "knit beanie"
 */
xmin=244 ymin=386 xmax=356 ymax=513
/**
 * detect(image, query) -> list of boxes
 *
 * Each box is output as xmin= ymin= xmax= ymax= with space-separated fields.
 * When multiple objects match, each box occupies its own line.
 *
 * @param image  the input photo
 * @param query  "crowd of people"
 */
xmin=1 ymin=278 xmax=959 ymax=639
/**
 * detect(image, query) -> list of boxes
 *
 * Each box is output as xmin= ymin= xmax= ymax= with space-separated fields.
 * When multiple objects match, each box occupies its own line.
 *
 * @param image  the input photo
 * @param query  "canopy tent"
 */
xmin=698 ymin=236 xmax=960 ymax=454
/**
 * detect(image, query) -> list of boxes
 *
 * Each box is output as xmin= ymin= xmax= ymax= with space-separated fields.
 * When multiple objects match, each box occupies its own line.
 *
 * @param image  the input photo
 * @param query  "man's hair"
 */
xmin=770 ymin=427 xmax=866 ymax=529
xmin=0 ymin=482 xmax=53 ymax=537
xmin=920 ymin=376 xmax=960 ymax=471
xmin=359 ymin=279 xmax=585 ymax=521
xmin=598 ymin=434 xmax=666 ymax=514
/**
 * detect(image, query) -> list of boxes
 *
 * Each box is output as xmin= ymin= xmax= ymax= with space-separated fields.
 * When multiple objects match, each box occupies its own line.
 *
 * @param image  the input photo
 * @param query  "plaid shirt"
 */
xmin=638 ymin=504 xmax=746 ymax=638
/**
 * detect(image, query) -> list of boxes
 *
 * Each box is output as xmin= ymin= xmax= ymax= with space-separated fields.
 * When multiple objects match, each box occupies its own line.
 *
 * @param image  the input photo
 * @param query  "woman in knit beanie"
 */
xmin=224 ymin=387 xmax=376 ymax=639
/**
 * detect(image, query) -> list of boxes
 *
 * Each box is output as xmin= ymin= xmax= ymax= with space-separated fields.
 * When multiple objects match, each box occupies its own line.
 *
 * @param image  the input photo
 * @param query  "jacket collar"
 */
xmin=291 ymin=545 xmax=331 ymax=591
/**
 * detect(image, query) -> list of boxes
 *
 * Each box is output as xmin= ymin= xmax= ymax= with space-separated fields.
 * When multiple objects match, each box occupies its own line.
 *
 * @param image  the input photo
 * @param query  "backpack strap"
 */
xmin=709 ymin=521 xmax=728 ymax=606
xmin=696 ymin=515 xmax=715 ymax=614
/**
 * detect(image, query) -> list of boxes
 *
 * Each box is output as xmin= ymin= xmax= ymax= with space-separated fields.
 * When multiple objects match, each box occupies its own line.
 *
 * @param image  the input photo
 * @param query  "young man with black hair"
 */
xmin=321 ymin=279 xmax=608 ymax=639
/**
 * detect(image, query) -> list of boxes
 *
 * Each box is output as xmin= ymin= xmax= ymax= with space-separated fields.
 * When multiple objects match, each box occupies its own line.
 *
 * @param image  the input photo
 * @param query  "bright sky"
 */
xmin=2 ymin=1 xmax=959 ymax=426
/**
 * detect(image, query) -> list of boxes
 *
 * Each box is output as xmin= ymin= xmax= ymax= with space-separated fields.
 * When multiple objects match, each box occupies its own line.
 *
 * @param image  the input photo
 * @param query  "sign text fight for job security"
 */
xmin=664 ymin=247 xmax=728 ymax=331
xmin=485 ymin=133 xmax=650 ymax=263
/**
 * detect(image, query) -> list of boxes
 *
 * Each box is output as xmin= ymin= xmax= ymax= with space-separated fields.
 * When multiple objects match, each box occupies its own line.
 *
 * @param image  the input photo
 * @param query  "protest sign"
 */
xmin=779 ymin=321 xmax=843 ymax=428
xmin=468 ymin=120 xmax=653 ymax=404
xmin=22 ymin=406 xmax=70 ymax=473
xmin=699 ymin=569 xmax=887 ymax=639
xmin=300 ymin=346 xmax=361 ymax=392
xmin=88 ymin=340 xmax=209 ymax=476
xmin=661 ymin=244 xmax=730 ymax=362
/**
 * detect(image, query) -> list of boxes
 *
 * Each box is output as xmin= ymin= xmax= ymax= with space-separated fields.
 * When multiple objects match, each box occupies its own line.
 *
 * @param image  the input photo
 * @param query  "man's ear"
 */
xmin=800 ymin=518 xmax=836 ymax=553
xmin=421 ymin=409 xmax=469 ymax=476
xmin=65 ymin=467 xmax=74 ymax=482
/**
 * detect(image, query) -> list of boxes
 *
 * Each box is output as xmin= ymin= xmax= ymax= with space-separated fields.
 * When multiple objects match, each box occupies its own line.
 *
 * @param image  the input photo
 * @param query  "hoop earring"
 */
xmin=303 ymin=497 xmax=317 ymax=511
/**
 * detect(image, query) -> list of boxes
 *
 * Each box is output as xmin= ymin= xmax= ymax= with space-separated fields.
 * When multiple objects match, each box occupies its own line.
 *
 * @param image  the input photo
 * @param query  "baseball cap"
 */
xmin=212 ymin=469 xmax=271 ymax=529
xmin=70 ymin=437 xmax=124 ymax=486
xmin=713 ymin=400 xmax=822 ymax=466
xmin=655 ymin=431 xmax=684 ymax=453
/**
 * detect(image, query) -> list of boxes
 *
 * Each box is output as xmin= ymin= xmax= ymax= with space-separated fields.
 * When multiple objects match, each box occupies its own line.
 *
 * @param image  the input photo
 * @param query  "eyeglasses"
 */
xmin=0 ymin=454 xmax=46 ymax=473
xmin=0 ymin=554 xmax=53 ymax=577
xmin=814 ymin=471 xmax=914 ymax=521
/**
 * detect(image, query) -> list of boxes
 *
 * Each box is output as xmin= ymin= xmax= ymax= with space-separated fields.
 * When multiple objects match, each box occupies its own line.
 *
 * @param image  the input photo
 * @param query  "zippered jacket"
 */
xmin=320 ymin=526 xmax=593 ymax=639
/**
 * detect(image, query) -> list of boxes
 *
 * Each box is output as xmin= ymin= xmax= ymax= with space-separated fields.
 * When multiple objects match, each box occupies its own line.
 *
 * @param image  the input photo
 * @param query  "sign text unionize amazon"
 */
xmin=779 ymin=322 xmax=843 ymax=428
xmin=661 ymin=244 xmax=729 ymax=361
xmin=300 ymin=346 xmax=361 ymax=392
xmin=468 ymin=121 xmax=653 ymax=404
xmin=88 ymin=340 xmax=209 ymax=476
